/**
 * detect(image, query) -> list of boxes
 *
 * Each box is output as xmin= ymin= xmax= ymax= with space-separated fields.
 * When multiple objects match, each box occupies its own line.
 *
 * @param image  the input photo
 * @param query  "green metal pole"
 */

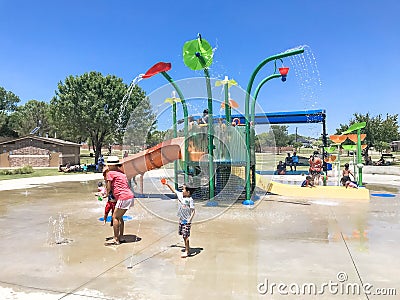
xmin=172 ymin=102 xmax=179 ymax=190
xmin=244 ymin=48 xmax=304 ymax=201
xmin=251 ymin=73 xmax=281 ymax=124
xmin=197 ymin=54 xmax=215 ymax=200
xmin=224 ymin=77 xmax=230 ymax=124
xmin=353 ymin=151 xmax=356 ymax=182
xmin=205 ymin=68 xmax=215 ymax=199
xmin=161 ymin=72 xmax=189 ymax=183
xmin=356 ymin=129 xmax=363 ymax=186
xmin=250 ymin=73 xmax=282 ymax=195
xmin=342 ymin=122 xmax=366 ymax=186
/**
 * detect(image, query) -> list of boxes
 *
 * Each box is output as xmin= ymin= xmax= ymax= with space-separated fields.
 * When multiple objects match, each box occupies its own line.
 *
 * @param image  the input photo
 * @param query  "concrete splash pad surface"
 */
xmin=0 ymin=172 xmax=399 ymax=299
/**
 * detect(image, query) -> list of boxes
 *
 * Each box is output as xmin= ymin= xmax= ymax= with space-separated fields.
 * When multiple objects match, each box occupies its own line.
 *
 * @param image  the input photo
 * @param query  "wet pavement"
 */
xmin=0 ymin=171 xmax=399 ymax=299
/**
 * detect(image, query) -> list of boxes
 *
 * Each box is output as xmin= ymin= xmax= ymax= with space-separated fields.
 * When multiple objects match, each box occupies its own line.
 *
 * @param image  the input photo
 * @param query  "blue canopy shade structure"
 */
xmin=229 ymin=109 xmax=326 ymax=125
xmin=181 ymin=109 xmax=326 ymax=125
xmin=179 ymin=108 xmax=328 ymax=171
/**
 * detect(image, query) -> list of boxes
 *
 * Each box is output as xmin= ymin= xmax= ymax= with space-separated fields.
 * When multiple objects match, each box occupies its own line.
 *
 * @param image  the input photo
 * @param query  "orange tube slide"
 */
xmin=122 ymin=137 xmax=184 ymax=180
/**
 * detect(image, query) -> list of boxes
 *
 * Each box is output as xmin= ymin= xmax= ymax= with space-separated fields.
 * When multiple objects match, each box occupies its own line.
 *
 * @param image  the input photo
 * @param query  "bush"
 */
xmin=0 ymin=169 xmax=13 ymax=175
xmin=19 ymin=165 xmax=34 ymax=174
xmin=0 ymin=165 xmax=34 ymax=175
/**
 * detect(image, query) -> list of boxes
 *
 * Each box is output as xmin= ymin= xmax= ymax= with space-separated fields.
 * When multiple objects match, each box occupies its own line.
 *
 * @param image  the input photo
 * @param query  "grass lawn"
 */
xmin=80 ymin=149 xmax=96 ymax=165
xmin=0 ymin=168 xmax=60 ymax=181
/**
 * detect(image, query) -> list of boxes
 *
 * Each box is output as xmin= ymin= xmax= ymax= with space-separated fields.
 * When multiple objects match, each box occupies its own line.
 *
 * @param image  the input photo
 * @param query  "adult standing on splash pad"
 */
xmin=104 ymin=156 xmax=134 ymax=246
xmin=309 ymin=151 xmax=323 ymax=185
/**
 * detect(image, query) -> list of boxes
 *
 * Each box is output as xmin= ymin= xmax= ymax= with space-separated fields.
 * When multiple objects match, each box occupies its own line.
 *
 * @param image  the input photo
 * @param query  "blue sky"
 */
xmin=1 ymin=0 xmax=399 ymax=137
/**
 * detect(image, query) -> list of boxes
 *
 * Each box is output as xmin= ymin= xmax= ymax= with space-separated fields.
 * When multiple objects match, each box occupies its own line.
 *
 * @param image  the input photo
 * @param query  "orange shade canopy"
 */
xmin=329 ymin=135 xmax=347 ymax=144
xmin=347 ymin=134 xmax=366 ymax=143
xmin=324 ymin=155 xmax=337 ymax=163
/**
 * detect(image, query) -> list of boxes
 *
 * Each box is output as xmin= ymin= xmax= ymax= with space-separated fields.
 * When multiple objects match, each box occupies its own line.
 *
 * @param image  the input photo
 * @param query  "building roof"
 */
xmin=0 ymin=135 xmax=81 ymax=147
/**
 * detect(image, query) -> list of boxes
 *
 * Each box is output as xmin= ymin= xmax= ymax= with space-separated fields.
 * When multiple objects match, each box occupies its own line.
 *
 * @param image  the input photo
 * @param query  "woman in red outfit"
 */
xmin=104 ymin=156 xmax=134 ymax=246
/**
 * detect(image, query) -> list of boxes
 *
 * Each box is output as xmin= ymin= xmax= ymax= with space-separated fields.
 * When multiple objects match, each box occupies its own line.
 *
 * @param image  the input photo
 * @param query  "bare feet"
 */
xmin=104 ymin=239 xmax=120 ymax=246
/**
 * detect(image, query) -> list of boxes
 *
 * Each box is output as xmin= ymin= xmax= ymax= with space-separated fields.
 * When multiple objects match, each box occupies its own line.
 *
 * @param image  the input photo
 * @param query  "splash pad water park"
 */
xmin=0 ymin=35 xmax=399 ymax=299
xmin=120 ymin=34 xmax=369 ymax=204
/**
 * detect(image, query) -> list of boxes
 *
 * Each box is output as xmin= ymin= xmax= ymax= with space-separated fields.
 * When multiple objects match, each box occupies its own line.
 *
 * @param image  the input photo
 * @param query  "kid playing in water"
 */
xmin=345 ymin=180 xmax=358 ymax=189
xmin=96 ymin=178 xmax=117 ymax=226
xmin=341 ymin=163 xmax=354 ymax=186
xmin=162 ymin=179 xmax=196 ymax=258
xmin=103 ymin=190 xmax=117 ymax=226
xmin=95 ymin=181 xmax=107 ymax=198
xmin=276 ymin=161 xmax=286 ymax=175
xmin=301 ymin=175 xmax=315 ymax=188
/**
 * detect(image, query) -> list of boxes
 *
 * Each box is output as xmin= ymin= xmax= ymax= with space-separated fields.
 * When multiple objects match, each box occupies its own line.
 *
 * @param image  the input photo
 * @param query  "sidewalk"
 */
xmin=0 ymin=173 xmax=103 ymax=191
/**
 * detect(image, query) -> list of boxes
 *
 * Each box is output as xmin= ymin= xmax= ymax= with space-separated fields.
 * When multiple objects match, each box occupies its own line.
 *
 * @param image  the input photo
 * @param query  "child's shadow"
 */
xmin=188 ymin=247 xmax=203 ymax=257
xmin=170 ymin=244 xmax=204 ymax=257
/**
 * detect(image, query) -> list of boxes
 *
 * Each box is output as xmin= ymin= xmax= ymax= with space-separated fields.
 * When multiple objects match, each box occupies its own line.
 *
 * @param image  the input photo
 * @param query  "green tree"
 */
xmin=375 ymin=141 xmax=391 ymax=153
xmin=0 ymin=86 xmax=20 ymax=138
xmin=287 ymin=133 xmax=296 ymax=146
xmin=146 ymin=129 xmax=167 ymax=148
xmin=50 ymin=72 xmax=147 ymax=162
xmin=335 ymin=112 xmax=399 ymax=157
xmin=293 ymin=141 xmax=303 ymax=152
xmin=378 ymin=114 xmax=400 ymax=144
xmin=0 ymin=118 xmax=18 ymax=140
xmin=256 ymin=126 xmax=294 ymax=153
xmin=271 ymin=125 xmax=289 ymax=154
xmin=255 ymin=131 xmax=275 ymax=152
xmin=256 ymin=132 xmax=270 ymax=146
xmin=9 ymin=100 xmax=51 ymax=137
xmin=123 ymin=95 xmax=156 ymax=153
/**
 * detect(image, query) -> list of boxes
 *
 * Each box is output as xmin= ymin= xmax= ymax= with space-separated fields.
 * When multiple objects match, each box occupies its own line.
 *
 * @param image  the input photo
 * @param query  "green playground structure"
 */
xmin=139 ymin=34 xmax=306 ymax=205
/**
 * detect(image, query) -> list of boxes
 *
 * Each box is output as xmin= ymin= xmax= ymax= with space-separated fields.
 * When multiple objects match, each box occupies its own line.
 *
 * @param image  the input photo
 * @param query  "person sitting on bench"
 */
xmin=375 ymin=156 xmax=386 ymax=166
xmin=276 ymin=161 xmax=286 ymax=175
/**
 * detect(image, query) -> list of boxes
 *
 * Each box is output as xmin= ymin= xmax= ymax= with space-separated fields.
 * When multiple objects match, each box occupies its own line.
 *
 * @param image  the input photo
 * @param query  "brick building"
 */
xmin=391 ymin=141 xmax=400 ymax=152
xmin=0 ymin=135 xmax=80 ymax=168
